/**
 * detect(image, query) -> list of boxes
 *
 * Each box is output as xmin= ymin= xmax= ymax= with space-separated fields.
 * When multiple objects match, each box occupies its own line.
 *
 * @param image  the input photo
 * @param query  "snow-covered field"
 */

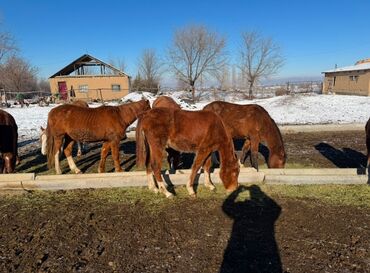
xmin=4 ymin=91 xmax=370 ymax=141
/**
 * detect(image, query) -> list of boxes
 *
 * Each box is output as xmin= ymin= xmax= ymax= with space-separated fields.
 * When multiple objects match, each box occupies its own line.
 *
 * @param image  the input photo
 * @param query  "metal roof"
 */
xmin=322 ymin=62 xmax=370 ymax=74
xmin=49 ymin=54 xmax=129 ymax=78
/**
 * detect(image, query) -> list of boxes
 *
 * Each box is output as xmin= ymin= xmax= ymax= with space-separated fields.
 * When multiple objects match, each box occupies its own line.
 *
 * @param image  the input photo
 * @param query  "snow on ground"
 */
xmin=3 ymin=91 xmax=370 ymax=141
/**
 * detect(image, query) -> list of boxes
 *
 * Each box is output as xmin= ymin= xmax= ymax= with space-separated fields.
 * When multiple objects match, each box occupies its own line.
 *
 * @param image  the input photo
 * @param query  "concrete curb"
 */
xmin=0 ymin=168 xmax=368 ymax=192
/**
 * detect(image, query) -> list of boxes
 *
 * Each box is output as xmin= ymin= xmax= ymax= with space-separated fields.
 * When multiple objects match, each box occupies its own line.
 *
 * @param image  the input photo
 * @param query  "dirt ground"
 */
xmin=1 ymin=130 xmax=368 ymax=273
xmin=0 ymin=187 xmax=369 ymax=273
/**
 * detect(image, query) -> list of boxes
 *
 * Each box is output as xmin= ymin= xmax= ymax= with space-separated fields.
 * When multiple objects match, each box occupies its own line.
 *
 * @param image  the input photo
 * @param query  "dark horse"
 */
xmin=152 ymin=96 xmax=181 ymax=170
xmin=204 ymin=101 xmax=286 ymax=170
xmin=46 ymin=99 xmax=150 ymax=174
xmin=365 ymin=118 xmax=370 ymax=167
xmin=0 ymin=109 xmax=18 ymax=173
xmin=136 ymin=108 xmax=239 ymax=198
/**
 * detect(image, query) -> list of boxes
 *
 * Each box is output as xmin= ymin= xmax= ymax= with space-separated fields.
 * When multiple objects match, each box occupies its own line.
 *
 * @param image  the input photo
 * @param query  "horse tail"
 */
xmin=135 ymin=118 xmax=148 ymax=169
xmin=46 ymin=122 xmax=55 ymax=169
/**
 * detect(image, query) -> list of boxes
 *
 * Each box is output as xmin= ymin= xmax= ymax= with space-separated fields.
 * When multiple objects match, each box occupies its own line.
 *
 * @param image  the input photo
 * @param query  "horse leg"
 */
xmin=111 ymin=139 xmax=123 ymax=172
xmin=146 ymin=165 xmax=159 ymax=194
xmin=54 ymin=136 xmax=64 ymax=174
xmin=76 ymin=142 xmax=82 ymax=157
xmin=63 ymin=137 xmax=81 ymax=174
xmin=203 ymin=155 xmax=216 ymax=191
xmin=187 ymin=150 xmax=210 ymax=196
xmin=98 ymin=142 xmax=111 ymax=173
xmin=250 ymin=138 xmax=260 ymax=171
xmin=241 ymin=138 xmax=251 ymax=167
xmin=150 ymin=146 xmax=173 ymax=198
xmin=166 ymin=147 xmax=180 ymax=171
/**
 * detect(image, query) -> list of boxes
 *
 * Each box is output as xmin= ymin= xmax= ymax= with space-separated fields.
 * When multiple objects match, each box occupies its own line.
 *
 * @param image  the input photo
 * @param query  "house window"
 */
xmin=79 ymin=84 xmax=88 ymax=93
xmin=349 ymin=75 xmax=359 ymax=82
xmin=333 ymin=76 xmax=336 ymax=86
xmin=112 ymin=84 xmax=121 ymax=92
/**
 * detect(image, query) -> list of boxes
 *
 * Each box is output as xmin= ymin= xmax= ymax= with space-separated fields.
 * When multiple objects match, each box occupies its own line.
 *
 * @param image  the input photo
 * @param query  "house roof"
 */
xmin=322 ymin=62 xmax=370 ymax=74
xmin=49 ymin=54 xmax=129 ymax=78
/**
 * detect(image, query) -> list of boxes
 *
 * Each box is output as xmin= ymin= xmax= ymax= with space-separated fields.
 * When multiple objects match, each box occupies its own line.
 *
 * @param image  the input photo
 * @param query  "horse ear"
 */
xmin=40 ymin=126 xmax=45 ymax=131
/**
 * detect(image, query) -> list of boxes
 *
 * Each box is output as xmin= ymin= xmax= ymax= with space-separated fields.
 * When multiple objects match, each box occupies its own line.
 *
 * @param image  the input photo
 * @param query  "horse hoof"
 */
xmin=209 ymin=186 xmax=216 ymax=192
xmin=150 ymin=188 xmax=159 ymax=194
xmin=75 ymin=169 xmax=82 ymax=174
xmin=165 ymin=192 xmax=174 ymax=198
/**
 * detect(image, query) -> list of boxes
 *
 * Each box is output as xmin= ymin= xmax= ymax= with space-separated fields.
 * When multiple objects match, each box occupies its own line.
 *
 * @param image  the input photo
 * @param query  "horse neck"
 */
xmin=264 ymin=121 xmax=285 ymax=156
xmin=118 ymin=101 xmax=145 ymax=124
xmin=218 ymin=139 xmax=237 ymax=168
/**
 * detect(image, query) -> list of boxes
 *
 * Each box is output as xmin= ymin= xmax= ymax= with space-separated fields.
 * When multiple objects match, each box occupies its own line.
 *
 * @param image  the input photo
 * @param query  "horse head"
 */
xmin=268 ymin=149 xmax=286 ymax=168
xmin=40 ymin=126 xmax=47 ymax=155
xmin=2 ymin=152 xmax=16 ymax=173
xmin=220 ymin=154 xmax=240 ymax=192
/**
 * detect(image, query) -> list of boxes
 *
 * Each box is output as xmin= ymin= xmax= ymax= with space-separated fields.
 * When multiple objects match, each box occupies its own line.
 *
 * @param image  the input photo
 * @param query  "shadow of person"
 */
xmin=315 ymin=143 xmax=367 ymax=170
xmin=220 ymin=185 xmax=282 ymax=273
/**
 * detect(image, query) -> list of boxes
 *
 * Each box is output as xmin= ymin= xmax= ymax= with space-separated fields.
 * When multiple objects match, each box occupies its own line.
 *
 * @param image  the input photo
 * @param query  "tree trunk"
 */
xmin=191 ymin=85 xmax=195 ymax=102
xmin=248 ymin=82 xmax=254 ymax=99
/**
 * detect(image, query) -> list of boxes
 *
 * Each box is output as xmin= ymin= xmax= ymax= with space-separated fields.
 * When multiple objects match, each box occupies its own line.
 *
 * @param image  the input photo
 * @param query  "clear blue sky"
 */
xmin=2 ymin=0 xmax=370 ymax=83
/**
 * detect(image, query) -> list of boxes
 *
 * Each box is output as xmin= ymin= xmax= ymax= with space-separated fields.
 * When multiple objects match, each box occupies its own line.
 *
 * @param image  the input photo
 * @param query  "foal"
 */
xmin=136 ymin=108 xmax=239 ymax=198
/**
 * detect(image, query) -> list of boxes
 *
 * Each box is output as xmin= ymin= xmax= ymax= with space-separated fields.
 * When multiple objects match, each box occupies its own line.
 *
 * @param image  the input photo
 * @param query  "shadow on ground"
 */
xmin=314 ymin=143 xmax=367 ymax=172
xmin=220 ymin=185 xmax=282 ymax=273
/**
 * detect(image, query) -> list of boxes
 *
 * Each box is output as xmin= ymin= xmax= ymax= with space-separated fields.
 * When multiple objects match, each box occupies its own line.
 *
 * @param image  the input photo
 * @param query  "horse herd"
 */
xmin=1 ymin=95 xmax=366 ymax=197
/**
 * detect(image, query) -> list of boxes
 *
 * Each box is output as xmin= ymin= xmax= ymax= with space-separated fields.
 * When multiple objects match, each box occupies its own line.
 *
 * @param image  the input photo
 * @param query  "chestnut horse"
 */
xmin=365 ymin=118 xmax=370 ymax=168
xmin=136 ymin=108 xmax=239 ymax=198
xmin=203 ymin=101 xmax=286 ymax=170
xmin=152 ymin=96 xmax=181 ymax=170
xmin=40 ymin=100 xmax=89 ymax=157
xmin=0 ymin=109 xmax=18 ymax=173
xmin=46 ymin=99 xmax=150 ymax=174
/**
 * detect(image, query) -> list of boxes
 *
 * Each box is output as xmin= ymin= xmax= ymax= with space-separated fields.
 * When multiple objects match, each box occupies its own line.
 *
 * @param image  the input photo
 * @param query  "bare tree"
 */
xmin=38 ymin=78 xmax=51 ymax=92
xmin=0 ymin=31 xmax=18 ymax=64
xmin=239 ymin=31 xmax=284 ymax=98
xmin=0 ymin=55 xmax=38 ymax=93
xmin=215 ymin=64 xmax=231 ymax=91
xmin=108 ymin=57 xmax=127 ymax=74
xmin=167 ymin=25 xmax=227 ymax=101
xmin=137 ymin=48 xmax=162 ymax=93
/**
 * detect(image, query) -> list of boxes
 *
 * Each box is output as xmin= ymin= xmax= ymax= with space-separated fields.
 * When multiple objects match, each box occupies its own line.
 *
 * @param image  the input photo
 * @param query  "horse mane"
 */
xmin=118 ymin=99 xmax=150 ymax=125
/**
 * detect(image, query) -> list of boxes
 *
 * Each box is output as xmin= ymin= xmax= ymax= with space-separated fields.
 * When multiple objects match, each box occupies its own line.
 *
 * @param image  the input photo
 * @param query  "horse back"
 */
xmin=152 ymin=96 xmax=181 ymax=110
xmin=204 ymin=101 xmax=277 ymax=138
xmin=47 ymin=104 xmax=124 ymax=141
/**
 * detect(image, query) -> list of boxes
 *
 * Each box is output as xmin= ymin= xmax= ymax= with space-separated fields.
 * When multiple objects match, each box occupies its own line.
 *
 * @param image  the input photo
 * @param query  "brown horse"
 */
xmin=46 ymin=99 xmax=150 ymax=174
xmin=136 ymin=108 xmax=239 ymax=197
xmin=0 ymin=109 xmax=18 ymax=173
xmin=41 ymin=100 xmax=89 ymax=156
xmin=365 ymin=118 xmax=370 ymax=168
xmin=203 ymin=101 xmax=286 ymax=170
xmin=152 ymin=96 xmax=181 ymax=170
